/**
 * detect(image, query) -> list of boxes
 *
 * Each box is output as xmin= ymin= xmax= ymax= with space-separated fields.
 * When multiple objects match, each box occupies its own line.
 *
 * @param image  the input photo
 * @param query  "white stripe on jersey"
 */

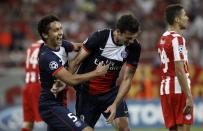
xmin=160 ymin=73 xmax=190 ymax=95
xmin=52 ymin=46 xmax=68 ymax=65
xmin=174 ymin=77 xmax=182 ymax=94
xmin=172 ymin=37 xmax=182 ymax=61
xmin=101 ymin=31 xmax=126 ymax=61
xmin=159 ymin=31 xmax=190 ymax=95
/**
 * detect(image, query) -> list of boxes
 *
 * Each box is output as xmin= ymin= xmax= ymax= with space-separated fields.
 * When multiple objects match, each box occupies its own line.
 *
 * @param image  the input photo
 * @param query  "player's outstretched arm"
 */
xmin=105 ymin=64 xmax=136 ymax=123
xmin=175 ymin=61 xmax=193 ymax=114
xmin=55 ymin=62 xmax=109 ymax=86
xmin=69 ymin=47 xmax=90 ymax=73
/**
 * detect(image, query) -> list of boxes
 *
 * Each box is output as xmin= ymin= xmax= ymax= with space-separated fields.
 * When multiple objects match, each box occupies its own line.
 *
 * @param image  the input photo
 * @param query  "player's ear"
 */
xmin=175 ymin=17 xmax=179 ymax=23
xmin=42 ymin=33 xmax=48 ymax=39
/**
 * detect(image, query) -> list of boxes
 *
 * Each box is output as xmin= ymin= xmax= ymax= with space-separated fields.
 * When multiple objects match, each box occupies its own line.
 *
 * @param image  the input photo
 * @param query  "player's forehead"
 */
xmin=48 ymin=21 xmax=62 ymax=30
xmin=123 ymin=31 xmax=138 ymax=38
xmin=179 ymin=9 xmax=186 ymax=17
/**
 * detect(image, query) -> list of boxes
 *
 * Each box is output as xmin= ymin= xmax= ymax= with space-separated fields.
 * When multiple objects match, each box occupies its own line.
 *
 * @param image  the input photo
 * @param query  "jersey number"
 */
xmin=26 ymin=48 xmax=39 ymax=69
xmin=67 ymin=113 xmax=78 ymax=122
xmin=158 ymin=48 xmax=169 ymax=73
xmin=25 ymin=48 xmax=39 ymax=83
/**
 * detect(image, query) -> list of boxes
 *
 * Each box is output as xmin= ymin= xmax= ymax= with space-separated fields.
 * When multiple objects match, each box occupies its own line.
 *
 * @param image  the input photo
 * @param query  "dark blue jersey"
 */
xmin=38 ymin=40 xmax=73 ymax=107
xmin=76 ymin=29 xmax=141 ymax=95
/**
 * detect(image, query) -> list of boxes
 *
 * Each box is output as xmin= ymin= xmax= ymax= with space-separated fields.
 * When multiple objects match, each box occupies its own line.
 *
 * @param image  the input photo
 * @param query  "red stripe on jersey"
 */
xmin=88 ymin=72 xmax=116 ymax=95
xmin=52 ymin=66 xmax=64 ymax=76
xmin=177 ymin=36 xmax=184 ymax=59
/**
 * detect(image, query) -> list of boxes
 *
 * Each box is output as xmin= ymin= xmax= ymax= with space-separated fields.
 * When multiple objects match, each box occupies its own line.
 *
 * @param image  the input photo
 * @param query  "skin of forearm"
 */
xmin=61 ymin=70 xmax=98 ymax=86
xmin=68 ymin=59 xmax=80 ymax=74
xmin=114 ymin=80 xmax=131 ymax=106
xmin=176 ymin=68 xmax=192 ymax=97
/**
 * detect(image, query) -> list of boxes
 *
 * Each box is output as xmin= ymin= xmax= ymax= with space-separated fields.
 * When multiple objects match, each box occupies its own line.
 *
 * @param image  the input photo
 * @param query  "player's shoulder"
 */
xmin=162 ymin=31 xmax=183 ymax=39
xmin=38 ymin=44 xmax=56 ymax=60
xmin=94 ymin=28 xmax=111 ymax=37
xmin=126 ymin=39 xmax=141 ymax=55
xmin=28 ymin=40 xmax=44 ymax=49
xmin=96 ymin=28 xmax=111 ymax=33
xmin=130 ymin=39 xmax=141 ymax=50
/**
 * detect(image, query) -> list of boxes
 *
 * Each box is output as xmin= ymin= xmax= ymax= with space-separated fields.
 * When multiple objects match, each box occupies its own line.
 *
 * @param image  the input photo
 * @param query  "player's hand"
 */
xmin=95 ymin=61 xmax=109 ymax=76
xmin=183 ymin=96 xmax=193 ymax=115
xmin=51 ymin=80 xmax=66 ymax=98
xmin=104 ymin=103 xmax=116 ymax=124
xmin=73 ymin=43 xmax=82 ymax=51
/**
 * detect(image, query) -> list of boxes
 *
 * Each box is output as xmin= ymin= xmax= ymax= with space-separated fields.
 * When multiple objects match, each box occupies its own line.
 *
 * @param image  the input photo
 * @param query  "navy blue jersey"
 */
xmin=76 ymin=29 xmax=141 ymax=95
xmin=38 ymin=40 xmax=73 ymax=107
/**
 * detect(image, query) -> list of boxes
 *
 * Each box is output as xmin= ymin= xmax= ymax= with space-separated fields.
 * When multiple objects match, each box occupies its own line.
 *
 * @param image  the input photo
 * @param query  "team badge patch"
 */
xmin=178 ymin=45 xmax=183 ymax=53
xmin=185 ymin=114 xmax=192 ymax=120
xmin=121 ymin=50 xmax=127 ymax=58
xmin=49 ymin=61 xmax=58 ymax=70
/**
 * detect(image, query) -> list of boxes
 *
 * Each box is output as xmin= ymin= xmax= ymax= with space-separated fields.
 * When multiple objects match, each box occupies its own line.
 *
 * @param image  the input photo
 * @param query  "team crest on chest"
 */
xmin=121 ymin=50 xmax=127 ymax=58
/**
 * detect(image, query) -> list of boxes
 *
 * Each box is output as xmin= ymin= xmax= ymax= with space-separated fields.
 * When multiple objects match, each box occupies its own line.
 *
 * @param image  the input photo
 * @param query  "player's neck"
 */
xmin=167 ymin=25 xmax=183 ymax=34
xmin=46 ymin=41 xmax=60 ymax=50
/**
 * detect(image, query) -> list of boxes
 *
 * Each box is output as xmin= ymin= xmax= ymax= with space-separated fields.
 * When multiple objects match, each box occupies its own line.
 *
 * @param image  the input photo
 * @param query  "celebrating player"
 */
xmin=69 ymin=14 xmax=141 ymax=130
xmin=37 ymin=15 xmax=108 ymax=131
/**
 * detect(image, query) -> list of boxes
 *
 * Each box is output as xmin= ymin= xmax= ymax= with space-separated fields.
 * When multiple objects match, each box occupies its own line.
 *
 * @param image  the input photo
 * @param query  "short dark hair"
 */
xmin=116 ymin=14 xmax=140 ymax=33
xmin=165 ymin=4 xmax=183 ymax=25
xmin=37 ymin=15 xmax=60 ymax=41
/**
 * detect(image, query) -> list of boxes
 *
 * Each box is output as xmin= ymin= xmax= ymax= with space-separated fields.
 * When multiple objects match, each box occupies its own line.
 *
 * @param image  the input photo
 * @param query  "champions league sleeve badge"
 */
xmin=49 ymin=61 xmax=59 ymax=70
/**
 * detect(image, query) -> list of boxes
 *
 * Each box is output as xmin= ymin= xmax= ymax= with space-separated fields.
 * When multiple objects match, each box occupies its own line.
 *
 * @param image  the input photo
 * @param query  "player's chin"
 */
xmin=56 ymin=40 xmax=62 ymax=46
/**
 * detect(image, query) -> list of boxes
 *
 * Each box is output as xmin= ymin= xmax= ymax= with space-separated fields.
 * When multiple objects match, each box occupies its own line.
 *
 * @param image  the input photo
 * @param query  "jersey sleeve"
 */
xmin=62 ymin=40 xmax=74 ymax=52
xmin=39 ymin=53 xmax=63 ymax=76
xmin=172 ymin=36 xmax=185 ymax=61
xmin=126 ymin=41 xmax=141 ymax=68
xmin=82 ymin=30 xmax=103 ymax=52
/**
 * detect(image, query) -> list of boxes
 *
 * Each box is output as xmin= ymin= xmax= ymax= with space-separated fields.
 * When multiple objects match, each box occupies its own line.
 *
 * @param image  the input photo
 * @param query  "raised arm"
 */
xmin=68 ymin=47 xmax=90 ymax=73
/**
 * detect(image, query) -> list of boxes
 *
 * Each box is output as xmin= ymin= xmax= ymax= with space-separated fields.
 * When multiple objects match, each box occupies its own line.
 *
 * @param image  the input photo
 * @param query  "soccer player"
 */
xmin=21 ymin=40 xmax=43 ymax=131
xmin=69 ymin=14 xmax=141 ymax=130
xmin=157 ymin=4 xmax=193 ymax=131
xmin=37 ymin=15 xmax=109 ymax=131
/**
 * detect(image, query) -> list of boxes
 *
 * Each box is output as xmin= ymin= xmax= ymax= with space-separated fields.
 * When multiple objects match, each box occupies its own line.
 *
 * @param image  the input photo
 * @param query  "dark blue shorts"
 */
xmin=39 ymin=105 xmax=87 ymax=131
xmin=76 ymin=88 xmax=129 ymax=128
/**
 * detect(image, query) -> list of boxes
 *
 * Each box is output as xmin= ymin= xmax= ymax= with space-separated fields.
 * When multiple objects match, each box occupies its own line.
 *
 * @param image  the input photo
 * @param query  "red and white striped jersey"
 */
xmin=25 ymin=40 xmax=43 ymax=84
xmin=157 ymin=31 xmax=190 ymax=95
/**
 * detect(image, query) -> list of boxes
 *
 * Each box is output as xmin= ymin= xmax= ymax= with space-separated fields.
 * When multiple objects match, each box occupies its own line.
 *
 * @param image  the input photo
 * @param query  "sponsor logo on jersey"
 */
xmin=49 ymin=61 xmax=58 ymax=70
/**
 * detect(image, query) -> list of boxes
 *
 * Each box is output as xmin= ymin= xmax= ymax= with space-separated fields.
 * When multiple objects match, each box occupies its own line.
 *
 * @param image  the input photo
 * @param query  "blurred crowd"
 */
xmin=0 ymin=0 xmax=203 ymax=67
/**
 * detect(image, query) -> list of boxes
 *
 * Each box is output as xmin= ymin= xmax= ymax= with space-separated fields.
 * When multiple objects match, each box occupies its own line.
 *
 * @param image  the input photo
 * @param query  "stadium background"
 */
xmin=0 ymin=0 xmax=203 ymax=130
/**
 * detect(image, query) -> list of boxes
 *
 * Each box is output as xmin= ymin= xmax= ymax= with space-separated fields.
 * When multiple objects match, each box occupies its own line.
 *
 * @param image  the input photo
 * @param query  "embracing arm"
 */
xmin=55 ymin=62 xmax=108 ymax=86
xmin=68 ymin=47 xmax=90 ymax=73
